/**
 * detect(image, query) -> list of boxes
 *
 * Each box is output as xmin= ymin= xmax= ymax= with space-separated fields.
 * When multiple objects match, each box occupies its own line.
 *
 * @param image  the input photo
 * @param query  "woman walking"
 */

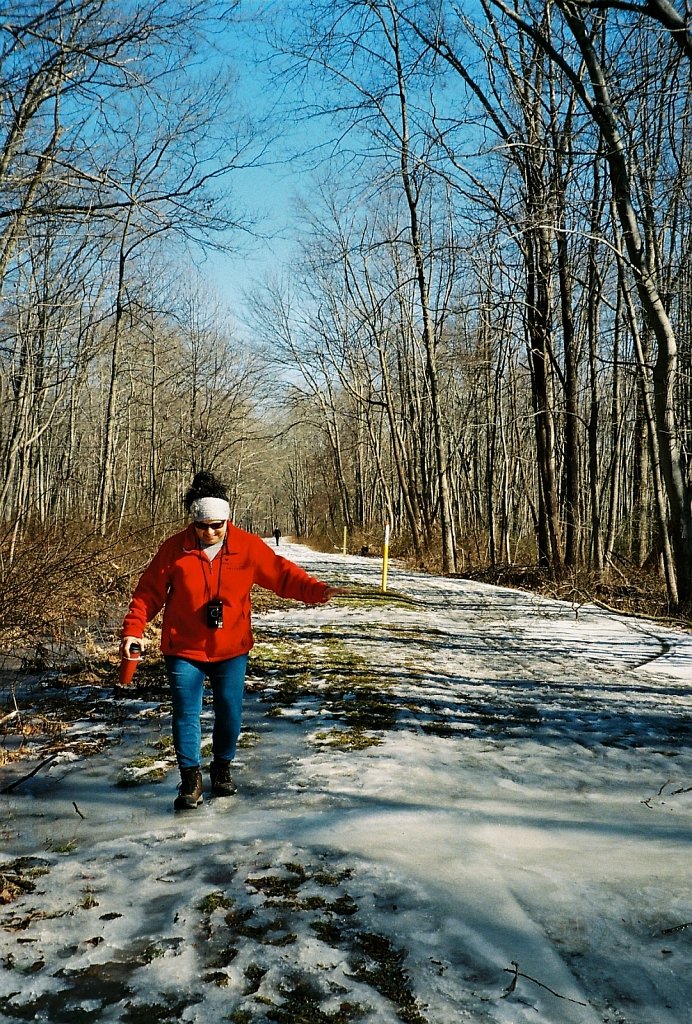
xmin=120 ymin=471 xmax=343 ymax=810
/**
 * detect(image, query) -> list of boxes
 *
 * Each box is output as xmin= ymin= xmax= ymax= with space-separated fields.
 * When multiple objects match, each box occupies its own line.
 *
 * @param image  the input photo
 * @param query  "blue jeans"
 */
xmin=164 ymin=654 xmax=248 ymax=769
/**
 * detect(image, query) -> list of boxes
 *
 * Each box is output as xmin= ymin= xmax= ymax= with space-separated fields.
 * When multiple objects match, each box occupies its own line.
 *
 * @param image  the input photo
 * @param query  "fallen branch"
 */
xmin=72 ymin=801 xmax=85 ymax=820
xmin=605 ymin=553 xmax=630 ymax=583
xmin=502 ymin=961 xmax=588 ymax=1006
xmin=660 ymin=921 xmax=692 ymax=935
xmin=356 ymin=587 xmax=447 ymax=609
xmin=591 ymin=598 xmax=691 ymax=628
xmin=336 ymin=587 xmax=421 ymax=606
xmin=0 ymin=752 xmax=61 ymax=794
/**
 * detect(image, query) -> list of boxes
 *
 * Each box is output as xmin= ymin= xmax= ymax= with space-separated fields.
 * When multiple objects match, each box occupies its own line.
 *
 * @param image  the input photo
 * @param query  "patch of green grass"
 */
xmin=250 ymin=639 xmax=314 ymax=678
xmin=265 ymin=706 xmax=286 ymax=718
xmin=223 ymin=906 xmax=269 ymax=940
xmin=313 ymin=727 xmax=383 ymax=752
xmin=128 ymin=756 xmax=161 ymax=769
xmin=199 ymin=891 xmax=235 ymax=915
xmin=267 ymin=894 xmax=326 ymax=912
xmin=227 ymin=1010 xmax=253 ymax=1024
xmin=46 ymin=839 xmax=78 ymax=855
xmin=237 ymin=731 xmax=260 ymax=749
xmin=79 ymin=888 xmax=98 ymax=911
xmin=419 ymin=720 xmax=455 ymax=737
xmin=314 ymin=868 xmax=353 ymax=887
xmin=116 ymin=768 xmax=167 ymax=786
xmin=246 ymin=873 xmax=304 ymax=899
xmin=263 ymin=931 xmax=297 ymax=947
xmin=115 ymin=753 xmax=170 ymax=786
xmin=284 ymin=862 xmax=307 ymax=879
xmin=204 ymin=971 xmax=229 ymax=987
xmin=249 ymin=633 xmax=399 ymax=732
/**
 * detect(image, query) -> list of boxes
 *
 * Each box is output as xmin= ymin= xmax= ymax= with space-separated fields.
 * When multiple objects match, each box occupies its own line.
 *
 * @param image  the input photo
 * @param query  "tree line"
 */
xmin=0 ymin=2 xmax=273 ymax=543
xmin=1 ymin=2 xmax=691 ymax=615
xmin=251 ymin=0 xmax=692 ymax=610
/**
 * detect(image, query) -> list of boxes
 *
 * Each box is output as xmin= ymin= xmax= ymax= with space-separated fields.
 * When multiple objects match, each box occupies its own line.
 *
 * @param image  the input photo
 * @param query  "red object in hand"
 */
xmin=119 ymin=643 xmax=142 ymax=686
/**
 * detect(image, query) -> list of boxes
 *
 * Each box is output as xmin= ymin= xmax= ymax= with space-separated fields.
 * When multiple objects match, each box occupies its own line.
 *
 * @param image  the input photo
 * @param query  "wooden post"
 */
xmin=382 ymin=523 xmax=390 ymax=592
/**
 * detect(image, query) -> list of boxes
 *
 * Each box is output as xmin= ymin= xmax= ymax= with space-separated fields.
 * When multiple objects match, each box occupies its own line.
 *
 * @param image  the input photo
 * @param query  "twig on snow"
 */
xmin=642 ymin=780 xmax=689 ymax=806
xmin=502 ymin=961 xmax=588 ymax=1006
xmin=0 ymin=752 xmax=61 ymax=794
xmin=72 ymin=801 xmax=85 ymax=819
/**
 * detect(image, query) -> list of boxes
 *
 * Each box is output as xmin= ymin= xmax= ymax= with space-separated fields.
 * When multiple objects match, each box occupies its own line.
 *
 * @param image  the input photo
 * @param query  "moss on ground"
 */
xmin=249 ymin=632 xmax=400 ymax=735
xmin=312 ymin=727 xmax=383 ymax=751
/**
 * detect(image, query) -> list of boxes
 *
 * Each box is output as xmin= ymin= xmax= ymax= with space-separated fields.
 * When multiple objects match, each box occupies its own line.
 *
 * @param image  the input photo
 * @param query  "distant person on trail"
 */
xmin=273 ymin=526 xmax=281 ymax=547
xmin=120 ymin=471 xmax=345 ymax=811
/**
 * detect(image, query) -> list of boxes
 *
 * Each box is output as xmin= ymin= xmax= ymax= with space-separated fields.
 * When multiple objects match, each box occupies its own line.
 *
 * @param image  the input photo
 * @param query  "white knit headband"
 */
xmin=190 ymin=497 xmax=230 ymax=522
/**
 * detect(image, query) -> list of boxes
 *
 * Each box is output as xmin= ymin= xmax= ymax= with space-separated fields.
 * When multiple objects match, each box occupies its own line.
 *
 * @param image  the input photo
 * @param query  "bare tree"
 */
xmin=484 ymin=0 xmax=691 ymax=604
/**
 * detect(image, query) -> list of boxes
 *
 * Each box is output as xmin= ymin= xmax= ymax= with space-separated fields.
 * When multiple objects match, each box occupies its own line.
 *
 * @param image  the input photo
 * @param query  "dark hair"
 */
xmin=184 ymin=471 xmax=229 ymax=512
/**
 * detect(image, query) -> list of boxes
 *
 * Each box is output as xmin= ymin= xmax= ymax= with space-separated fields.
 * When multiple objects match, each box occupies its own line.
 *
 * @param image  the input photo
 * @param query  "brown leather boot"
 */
xmin=173 ymin=767 xmax=203 ymax=810
xmin=209 ymin=759 xmax=237 ymax=797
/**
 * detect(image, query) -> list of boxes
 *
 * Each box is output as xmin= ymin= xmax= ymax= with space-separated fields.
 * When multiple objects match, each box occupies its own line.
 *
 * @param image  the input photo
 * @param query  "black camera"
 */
xmin=206 ymin=600 xmax=224 ymax=629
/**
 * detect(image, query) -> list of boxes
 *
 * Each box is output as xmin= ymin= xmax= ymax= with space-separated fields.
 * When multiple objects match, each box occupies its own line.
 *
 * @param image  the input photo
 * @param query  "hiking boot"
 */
xmin=209 ymin=759 xmax=237 ymax=797
xmin=173 ymin=767 xmax=203 ymax=810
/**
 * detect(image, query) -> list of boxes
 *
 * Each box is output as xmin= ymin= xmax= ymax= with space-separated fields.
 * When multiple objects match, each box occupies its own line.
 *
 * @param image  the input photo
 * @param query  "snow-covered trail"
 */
xmin=1 ymin=543 xmax=690 ymax=1024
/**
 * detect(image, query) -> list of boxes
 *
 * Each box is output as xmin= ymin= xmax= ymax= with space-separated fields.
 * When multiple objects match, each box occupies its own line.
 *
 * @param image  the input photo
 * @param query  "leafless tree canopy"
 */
xmin=1 ymin=0 xmax=691 ymax=614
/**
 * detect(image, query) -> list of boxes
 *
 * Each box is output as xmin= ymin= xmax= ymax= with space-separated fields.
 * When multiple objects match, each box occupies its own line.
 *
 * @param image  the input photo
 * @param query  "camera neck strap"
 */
xmin=199 ymin=535 xmax=226 ymax=602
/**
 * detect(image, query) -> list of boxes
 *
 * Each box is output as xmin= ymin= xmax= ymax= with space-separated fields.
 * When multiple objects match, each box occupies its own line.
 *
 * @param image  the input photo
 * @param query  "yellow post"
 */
xmin=381 ymin=523 xmax=390 ymax=592
xmin=342 ymin=526 xmax=347 ymax=555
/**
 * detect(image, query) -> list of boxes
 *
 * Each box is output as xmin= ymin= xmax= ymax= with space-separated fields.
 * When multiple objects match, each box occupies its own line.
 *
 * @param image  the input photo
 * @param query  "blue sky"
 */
xmin=201 ymin=0 xmax=481 ymax=317
xmin=201 ymin=2 xmax=318 ymax=311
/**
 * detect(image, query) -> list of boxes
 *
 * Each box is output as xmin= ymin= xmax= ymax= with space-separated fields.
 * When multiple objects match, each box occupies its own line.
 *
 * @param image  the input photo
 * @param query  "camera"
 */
xmin=206 ymin=600 xmax=224 ymax=629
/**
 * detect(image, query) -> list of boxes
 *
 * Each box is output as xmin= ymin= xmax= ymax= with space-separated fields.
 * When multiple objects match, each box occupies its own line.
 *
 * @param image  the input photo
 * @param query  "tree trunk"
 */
xmin=97 ymin=222 xmax=130 ymax=536
xmin=558 ymin=0 xmax=691 ymax=605
xmin=389 ymin=9 xmax=456 ymax=572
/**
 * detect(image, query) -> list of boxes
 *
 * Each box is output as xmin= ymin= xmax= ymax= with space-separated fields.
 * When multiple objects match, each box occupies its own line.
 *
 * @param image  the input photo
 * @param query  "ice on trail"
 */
xmin=1 ymin=542 xmax=690 ymax=1024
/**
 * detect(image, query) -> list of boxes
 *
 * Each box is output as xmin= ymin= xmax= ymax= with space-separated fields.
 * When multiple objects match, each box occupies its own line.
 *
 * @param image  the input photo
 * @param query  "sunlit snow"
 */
xmin=1 ymin=542 xmax=690 ymax=1024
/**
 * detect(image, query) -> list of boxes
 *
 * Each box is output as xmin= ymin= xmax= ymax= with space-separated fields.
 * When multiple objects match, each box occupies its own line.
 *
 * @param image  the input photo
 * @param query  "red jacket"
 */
xmin=122 ymin=523 xmax=328 ymax=662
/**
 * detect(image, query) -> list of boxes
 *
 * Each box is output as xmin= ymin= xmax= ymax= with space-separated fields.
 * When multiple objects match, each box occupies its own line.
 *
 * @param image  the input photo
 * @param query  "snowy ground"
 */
xmin=1 ymin=542 xmax=691 ymax=1024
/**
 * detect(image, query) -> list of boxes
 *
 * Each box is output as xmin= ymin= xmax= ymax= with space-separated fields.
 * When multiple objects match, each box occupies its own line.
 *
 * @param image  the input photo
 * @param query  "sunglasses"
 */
xmin=194 ymin=520 xmax=225 ymax=531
